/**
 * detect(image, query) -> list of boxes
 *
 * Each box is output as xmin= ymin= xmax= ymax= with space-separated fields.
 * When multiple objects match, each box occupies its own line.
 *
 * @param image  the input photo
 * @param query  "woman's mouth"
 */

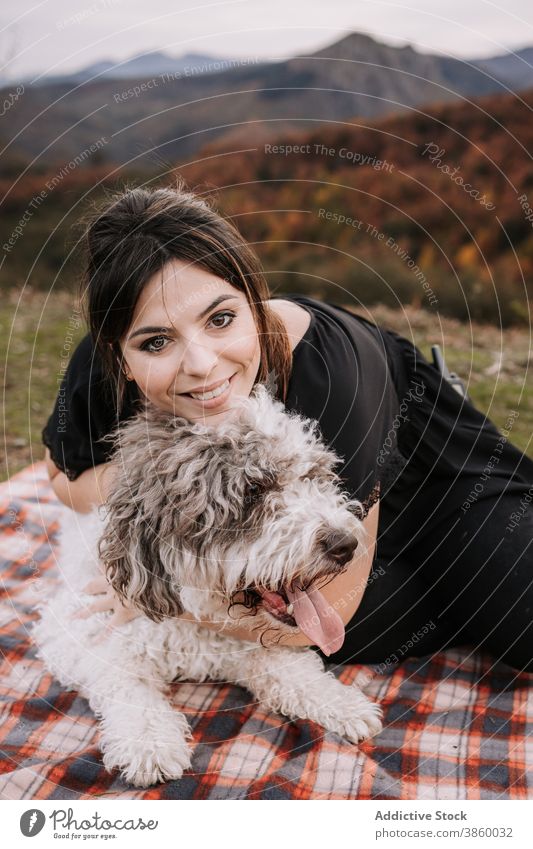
xmin=181 ymin=373 xmax=236 ymax=408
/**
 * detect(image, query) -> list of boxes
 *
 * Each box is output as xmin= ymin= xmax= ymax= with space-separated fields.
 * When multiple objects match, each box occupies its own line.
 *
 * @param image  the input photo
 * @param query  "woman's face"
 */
xmin=119 ymin=258 xmax=262 ymax=426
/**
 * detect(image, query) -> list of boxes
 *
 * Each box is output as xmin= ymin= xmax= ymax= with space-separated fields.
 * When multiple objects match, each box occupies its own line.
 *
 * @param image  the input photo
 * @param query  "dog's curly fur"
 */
xmin=33 ymin=385 xmax=382 ymax=787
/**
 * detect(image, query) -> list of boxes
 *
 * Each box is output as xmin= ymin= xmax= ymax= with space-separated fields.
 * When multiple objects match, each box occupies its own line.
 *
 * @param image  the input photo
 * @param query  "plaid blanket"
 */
xmin=1 ymin=463 xmax=532 ymax=800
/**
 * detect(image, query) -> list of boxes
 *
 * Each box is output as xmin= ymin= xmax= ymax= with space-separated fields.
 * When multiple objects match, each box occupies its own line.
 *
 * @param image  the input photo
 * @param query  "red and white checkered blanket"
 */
xmin=1 ymin=463 xmax=532 ymax=800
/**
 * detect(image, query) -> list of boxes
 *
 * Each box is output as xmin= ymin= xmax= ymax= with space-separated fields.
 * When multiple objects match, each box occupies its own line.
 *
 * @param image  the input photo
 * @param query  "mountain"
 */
xmin=2 ymin=83 xmax=533 ymax=327
xmin=31 ymin=50 xmax=248 ymax=86
xmin=473 ymin=46 xmax=533 ymax=90
xmin=306 ymin=33 xmax=507 ymax=98
xmin=0 ymin=31 xmax=523 ymax=170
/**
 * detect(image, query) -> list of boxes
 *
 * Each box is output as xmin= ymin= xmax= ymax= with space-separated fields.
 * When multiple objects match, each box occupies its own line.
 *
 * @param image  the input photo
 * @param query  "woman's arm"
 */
xmin=44 ymin=447 xmax=115 ymax=513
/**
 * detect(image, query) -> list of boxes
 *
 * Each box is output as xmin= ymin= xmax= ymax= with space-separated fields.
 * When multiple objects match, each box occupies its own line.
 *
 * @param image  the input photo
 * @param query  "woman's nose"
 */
xmin=178 ymin=339 xmax=219 ymax=377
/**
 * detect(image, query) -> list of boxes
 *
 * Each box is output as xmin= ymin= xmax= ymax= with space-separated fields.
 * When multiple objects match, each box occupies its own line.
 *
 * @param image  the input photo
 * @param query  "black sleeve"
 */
xmin=41 ymin=334 xmax=115 ymax=481
xmin=285 ymin=298 xmax=404 ymax=515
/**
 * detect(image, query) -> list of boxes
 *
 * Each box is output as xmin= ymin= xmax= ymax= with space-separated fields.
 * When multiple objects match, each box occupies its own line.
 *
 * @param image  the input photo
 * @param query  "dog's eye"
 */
xmin=245 ymin=482 xmax=262 ymax=504
xmin=242 ymin=479 xmax=271 ymax=513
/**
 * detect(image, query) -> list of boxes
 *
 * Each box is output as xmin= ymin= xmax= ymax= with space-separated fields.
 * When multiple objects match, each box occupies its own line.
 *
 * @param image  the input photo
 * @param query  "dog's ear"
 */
xmin=97 ymin=505 xmax=184 ymax=622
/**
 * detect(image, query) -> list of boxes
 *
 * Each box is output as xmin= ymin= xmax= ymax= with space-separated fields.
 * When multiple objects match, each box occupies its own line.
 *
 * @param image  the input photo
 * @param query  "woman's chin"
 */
xmin=195 ymin=404 xmax=242 ymax=427
xmin=168 ymin=397 xmax=241 ymax=426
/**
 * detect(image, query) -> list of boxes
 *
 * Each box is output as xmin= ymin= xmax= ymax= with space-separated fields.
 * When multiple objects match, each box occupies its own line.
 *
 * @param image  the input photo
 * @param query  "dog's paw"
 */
xmin=103 ymin=740 xmax=193 ymax=788
xmin=336 ymin=701 xmax=383 ymax=743
xmin=320 ymin=688 xmax=383 ymax=744
xmin=100 ymin=710 xmax=194 ymax=788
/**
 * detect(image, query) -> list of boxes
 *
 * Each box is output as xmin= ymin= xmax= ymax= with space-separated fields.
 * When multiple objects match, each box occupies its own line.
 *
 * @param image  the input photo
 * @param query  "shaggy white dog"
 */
xmin=34 ymin=385 xmax=382 ymax=787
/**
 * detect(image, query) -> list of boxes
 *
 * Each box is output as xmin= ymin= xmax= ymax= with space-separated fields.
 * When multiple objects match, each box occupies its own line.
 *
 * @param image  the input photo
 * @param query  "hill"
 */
xmin=0 ymin=31 xmax=513 ymax=168
xmin=2 ymin=84 xmax=532 ymax=327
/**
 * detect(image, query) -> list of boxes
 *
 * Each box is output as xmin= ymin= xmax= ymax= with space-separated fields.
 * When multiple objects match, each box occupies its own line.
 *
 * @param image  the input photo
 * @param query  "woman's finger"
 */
xmin=110 ymin=607 xmax=139 ymax=627
xmin=90 ymin=607 xmax=139 ymax=645
xmin=73 ymin=596 xmax=115 ymax=619
xmin=82 ymin=575 xmax=110 ymax=595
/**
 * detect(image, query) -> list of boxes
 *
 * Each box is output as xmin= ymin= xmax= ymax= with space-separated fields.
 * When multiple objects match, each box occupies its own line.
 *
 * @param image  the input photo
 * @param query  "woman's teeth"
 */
xmin=190 ymin=379 xmax=230 ymax=400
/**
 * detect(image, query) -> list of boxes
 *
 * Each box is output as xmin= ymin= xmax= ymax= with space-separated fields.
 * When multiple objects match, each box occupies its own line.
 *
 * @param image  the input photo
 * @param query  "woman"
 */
xmin=43 ymin=183 xmax=533 ymax=671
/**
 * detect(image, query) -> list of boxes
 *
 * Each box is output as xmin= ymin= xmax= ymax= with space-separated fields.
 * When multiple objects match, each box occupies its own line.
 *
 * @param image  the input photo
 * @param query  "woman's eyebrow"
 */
xmin=128 ymin=294 xmax=240 ymax=340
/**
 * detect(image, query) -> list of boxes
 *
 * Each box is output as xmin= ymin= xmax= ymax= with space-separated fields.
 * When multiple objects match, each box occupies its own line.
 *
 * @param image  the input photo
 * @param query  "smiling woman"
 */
xmin=42 ymin=181 xmax=533 ymax=670
xmin=118 ymin=260 xmax=262 ymax=427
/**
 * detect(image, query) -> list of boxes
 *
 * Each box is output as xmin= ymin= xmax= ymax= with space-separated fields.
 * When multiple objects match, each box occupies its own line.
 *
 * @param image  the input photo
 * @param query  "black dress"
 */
xmin=42 ymin=295 xmax=533 ymax=670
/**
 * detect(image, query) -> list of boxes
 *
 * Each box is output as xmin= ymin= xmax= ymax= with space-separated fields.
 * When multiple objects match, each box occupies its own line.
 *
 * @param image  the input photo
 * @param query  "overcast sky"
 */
xmin=2 ymin=0 xmax=533 ymax=81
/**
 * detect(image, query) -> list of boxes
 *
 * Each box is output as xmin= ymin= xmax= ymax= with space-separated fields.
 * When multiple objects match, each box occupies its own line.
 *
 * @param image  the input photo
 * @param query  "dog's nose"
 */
xmin=321 ymin=531 xmax=359 ymax=566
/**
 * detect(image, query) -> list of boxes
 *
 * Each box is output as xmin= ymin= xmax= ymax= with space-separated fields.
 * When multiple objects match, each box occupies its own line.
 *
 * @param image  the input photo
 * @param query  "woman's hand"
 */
xmin=74 ymin=569 xmax=140 ymax=644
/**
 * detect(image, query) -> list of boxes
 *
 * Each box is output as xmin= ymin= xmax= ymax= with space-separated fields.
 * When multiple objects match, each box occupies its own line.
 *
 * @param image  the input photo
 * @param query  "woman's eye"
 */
xmin=209 ymin=311 xmax=236 ymax=329
xmin=140 ymin=311 xmax=235 ymax=353
xmin=140 ymin=335 xmax=168 ymax=353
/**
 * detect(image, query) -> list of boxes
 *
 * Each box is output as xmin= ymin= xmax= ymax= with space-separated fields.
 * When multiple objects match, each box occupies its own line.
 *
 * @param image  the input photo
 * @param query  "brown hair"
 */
xmin=78 ymin=180 xmax=293 ymax=415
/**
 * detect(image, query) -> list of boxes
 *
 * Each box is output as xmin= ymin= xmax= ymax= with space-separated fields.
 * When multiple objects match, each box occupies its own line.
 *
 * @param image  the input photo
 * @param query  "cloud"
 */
xmin=2 ymin=0 xmax=533 ymax=81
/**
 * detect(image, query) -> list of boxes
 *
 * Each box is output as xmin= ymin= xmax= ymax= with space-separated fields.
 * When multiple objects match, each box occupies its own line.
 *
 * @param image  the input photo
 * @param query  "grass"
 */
xmin=1 ymin=287 xmax=86 ymax=481
xmin=1 ymin=288 xmax=531 ymax=482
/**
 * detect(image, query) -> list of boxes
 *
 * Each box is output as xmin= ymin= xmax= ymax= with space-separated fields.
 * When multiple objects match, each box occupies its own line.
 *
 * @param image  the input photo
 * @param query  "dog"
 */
xmin=33 ymin=384 xmax=383 ymax=787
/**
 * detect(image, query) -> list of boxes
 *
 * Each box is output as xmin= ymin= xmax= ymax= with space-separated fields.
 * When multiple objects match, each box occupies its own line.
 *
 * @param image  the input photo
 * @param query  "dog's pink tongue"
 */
xmin=285 ymin=583 xmax=345 ymax=656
